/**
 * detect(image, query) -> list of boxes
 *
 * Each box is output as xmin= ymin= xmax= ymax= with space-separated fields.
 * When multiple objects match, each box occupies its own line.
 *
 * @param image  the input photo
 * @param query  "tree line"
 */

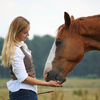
xmin=0 ymin=35 xmax=100 ymax=79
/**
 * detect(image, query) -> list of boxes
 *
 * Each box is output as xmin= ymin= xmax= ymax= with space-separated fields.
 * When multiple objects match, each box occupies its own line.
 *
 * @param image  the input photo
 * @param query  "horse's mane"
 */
xmin=56 ymin=24 xmax=65 ymax=39
xmin=56 ymin=14 xmax=100 ymax=37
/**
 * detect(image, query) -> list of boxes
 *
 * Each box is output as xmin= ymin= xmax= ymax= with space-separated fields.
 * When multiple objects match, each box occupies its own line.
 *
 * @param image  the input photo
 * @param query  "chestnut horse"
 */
xmin=44 ymin=12 xmax=100 ymax=84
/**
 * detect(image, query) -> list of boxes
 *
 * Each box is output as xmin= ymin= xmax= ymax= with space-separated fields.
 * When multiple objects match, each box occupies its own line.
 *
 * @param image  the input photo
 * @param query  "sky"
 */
xmin=0 ymin=0 xmax=100 ymax=39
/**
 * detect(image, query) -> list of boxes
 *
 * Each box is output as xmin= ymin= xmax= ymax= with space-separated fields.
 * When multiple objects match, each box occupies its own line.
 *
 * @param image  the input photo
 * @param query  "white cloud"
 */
xmin=47 ymin=0 xmax=99 ymax=18
xmin=0 ymin=0 xmax=100 ymax=39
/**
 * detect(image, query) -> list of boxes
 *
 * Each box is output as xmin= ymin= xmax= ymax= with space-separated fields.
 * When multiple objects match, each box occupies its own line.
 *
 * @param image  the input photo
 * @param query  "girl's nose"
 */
xmin=27 ymin=32 xmax=29 ymax=36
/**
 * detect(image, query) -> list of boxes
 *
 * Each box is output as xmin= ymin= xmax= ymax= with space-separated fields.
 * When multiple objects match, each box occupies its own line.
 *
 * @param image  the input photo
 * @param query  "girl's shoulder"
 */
xmin=21 ymin=41 xmax=28 ymax=49
xmin=15 ymin=46 xmax=25 ymax=57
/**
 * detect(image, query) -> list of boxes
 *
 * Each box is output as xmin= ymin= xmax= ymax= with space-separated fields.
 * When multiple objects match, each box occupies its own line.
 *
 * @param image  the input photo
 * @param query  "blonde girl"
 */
xmin=0 ymin=16 xmax=62 ymax=100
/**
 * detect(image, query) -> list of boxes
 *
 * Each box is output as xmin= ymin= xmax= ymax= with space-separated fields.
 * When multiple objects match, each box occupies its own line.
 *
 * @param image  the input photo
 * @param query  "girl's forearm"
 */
xmin=22 ymin=76 xmax=63 ymax=87
xmin=22 ymin=76 xmax=49 ymax=86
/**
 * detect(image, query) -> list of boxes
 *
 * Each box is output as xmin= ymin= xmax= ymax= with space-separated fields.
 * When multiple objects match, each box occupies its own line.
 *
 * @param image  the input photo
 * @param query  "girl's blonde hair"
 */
xmin=0 ymin=16 xmax=30 ymax=67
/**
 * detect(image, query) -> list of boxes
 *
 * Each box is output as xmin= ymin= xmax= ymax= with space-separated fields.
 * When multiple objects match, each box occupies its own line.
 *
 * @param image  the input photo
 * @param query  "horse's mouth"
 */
xmin=45 ymin=70 xmax=66 ymax=84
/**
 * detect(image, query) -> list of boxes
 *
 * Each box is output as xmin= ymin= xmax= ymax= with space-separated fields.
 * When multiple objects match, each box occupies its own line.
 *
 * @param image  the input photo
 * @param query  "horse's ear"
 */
xmin=71 ymin=15 xmax=74 ymax=22
xmin=64 ymin=12 xmax=71 ymax=28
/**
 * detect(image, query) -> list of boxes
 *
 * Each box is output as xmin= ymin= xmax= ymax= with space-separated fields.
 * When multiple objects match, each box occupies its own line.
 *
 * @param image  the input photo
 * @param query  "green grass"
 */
xmin=0 ymin=79 xmax=9 ymax=88
xmin=0 ymin=88 xmax=9 ymax=100
xmin=0 ymin=78 xmax=100 ymax=100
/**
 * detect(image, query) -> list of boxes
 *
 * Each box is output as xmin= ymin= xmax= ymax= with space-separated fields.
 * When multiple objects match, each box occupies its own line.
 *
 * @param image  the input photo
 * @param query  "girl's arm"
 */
xmin=23 ymin=76 xmax=63 ymax=87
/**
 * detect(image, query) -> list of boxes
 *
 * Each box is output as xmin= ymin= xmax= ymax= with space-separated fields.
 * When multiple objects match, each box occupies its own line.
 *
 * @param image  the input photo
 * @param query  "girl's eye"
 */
xmin=24 ymin=32 xmax=27 ymax=34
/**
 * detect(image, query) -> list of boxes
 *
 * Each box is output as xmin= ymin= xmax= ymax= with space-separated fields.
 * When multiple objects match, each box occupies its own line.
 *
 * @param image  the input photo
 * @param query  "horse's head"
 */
xmin=44 ymin=12 xmax=84 ymax=84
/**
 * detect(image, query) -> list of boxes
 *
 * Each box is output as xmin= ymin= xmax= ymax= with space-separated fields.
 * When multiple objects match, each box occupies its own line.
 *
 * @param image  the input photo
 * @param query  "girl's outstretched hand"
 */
xmin=47 ymin=80 xmax=63 ymax=87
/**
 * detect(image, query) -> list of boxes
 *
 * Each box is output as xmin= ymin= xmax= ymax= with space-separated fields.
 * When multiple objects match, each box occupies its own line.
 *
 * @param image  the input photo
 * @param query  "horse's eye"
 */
xmin=55 ymin=40 xmax=62 ymax=47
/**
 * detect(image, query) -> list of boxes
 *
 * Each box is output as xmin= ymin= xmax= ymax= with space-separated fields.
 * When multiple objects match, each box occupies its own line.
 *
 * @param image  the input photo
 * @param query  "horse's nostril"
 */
xmin=46 ymin=72 xmax=49 ymax=77
xmin=45 ymin=70 xmax=66 ymax=84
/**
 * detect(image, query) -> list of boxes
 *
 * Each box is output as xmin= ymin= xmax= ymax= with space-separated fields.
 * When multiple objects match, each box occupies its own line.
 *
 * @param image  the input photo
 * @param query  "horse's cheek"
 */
xmin=65 ymin=41 xmax=84 ymax=62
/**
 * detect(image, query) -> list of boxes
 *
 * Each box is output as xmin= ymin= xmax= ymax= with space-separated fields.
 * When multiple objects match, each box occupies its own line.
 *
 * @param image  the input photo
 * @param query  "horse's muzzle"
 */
xmin=45 ymin=70 xmax=66 ymax=84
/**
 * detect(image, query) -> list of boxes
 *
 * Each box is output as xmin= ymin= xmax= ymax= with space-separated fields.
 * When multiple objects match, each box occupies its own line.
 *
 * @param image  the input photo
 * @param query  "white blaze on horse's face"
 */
xmin=44 ymin=41 xmax=56 ymax=74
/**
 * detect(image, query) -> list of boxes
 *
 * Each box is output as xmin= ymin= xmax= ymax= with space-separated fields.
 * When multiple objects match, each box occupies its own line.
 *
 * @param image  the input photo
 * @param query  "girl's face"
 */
xmin=17 ymin=25 xmax=30 ymax=41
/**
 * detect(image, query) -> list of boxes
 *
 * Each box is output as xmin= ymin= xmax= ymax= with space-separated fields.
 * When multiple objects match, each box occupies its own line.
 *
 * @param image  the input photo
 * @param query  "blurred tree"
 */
xmin=0 ymin=35 xmax=100 ymax=79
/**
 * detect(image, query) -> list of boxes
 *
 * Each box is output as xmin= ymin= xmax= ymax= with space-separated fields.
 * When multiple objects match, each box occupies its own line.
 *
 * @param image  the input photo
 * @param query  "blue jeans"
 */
xmin=9 ymin=89 xmax=38 ymax=100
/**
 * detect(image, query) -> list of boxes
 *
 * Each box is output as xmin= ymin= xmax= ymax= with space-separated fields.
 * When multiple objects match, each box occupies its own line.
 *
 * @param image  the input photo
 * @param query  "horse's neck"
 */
xmin=81 ymin=36 xmax=100 ymax=53
xmin=79 ymin=17 xmax=100 ymax=52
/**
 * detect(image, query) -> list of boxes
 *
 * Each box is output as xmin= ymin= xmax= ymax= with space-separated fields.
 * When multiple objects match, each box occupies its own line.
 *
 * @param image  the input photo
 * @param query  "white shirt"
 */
xmin=7 ymin=41 xmax=37 ymax=93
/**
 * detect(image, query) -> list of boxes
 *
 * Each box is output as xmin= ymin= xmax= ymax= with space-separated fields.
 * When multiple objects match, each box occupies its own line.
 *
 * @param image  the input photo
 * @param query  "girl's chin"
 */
xmin=24 ymin=38 xmax=27 ymax=40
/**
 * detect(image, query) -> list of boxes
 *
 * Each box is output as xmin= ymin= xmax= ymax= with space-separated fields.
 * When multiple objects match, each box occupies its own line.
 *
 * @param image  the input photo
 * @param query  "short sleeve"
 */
xmin=11 ymin=47 xmax=28 ymax=82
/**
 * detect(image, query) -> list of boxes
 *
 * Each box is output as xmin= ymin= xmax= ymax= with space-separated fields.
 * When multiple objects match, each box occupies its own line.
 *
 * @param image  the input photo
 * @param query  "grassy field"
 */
xmin=0 ymin=78 xmax=100 ymax=100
